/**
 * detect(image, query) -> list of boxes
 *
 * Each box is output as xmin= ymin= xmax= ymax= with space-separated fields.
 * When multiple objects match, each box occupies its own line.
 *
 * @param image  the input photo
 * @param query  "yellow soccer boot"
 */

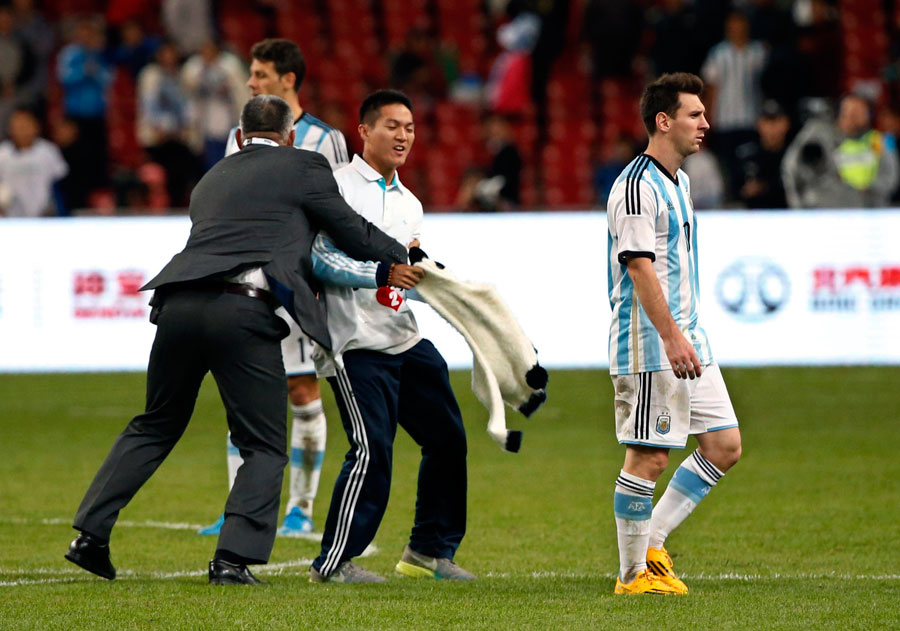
xmin=614 ymin=569 xmax=682 ymax=595
xmin=646 ymin=547 xmax=689 ymax=594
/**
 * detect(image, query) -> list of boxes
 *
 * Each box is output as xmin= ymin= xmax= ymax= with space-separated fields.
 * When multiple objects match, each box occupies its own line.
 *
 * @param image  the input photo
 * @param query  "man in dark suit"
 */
xmin=64 ymin=95 xmax=409 ymax=585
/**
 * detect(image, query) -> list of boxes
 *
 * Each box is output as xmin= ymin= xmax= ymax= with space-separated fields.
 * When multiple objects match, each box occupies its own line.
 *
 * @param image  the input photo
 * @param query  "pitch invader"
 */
xmin=198 ymin=39 xmax=350 ymax=538
xmin=606 ymin=72 xmax=742 ymax=595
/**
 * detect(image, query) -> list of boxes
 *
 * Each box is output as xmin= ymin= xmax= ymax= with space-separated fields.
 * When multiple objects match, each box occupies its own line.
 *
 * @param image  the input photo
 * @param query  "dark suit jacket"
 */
xmin=142 ymin=143 xmax=408 ymax=349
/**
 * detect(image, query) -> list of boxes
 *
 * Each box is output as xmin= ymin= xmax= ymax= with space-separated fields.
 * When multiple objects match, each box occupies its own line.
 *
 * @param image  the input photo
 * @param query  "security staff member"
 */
xmin=64 ymin=94 xmax=407 ymax=585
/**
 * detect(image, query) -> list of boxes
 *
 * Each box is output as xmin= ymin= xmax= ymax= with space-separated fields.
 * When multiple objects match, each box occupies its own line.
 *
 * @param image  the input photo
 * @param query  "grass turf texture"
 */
xmin=1 ymin=367 xmax=898 ymax=630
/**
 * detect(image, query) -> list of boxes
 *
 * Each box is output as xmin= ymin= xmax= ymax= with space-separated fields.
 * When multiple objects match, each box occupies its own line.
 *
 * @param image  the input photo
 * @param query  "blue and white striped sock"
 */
xmin=648 ymin=450 xmax=724 ymax=549
xmin=287 ymin=399 xmax=326 ymax=517
xmin=614 ymin=470 xmax=656 ymax=583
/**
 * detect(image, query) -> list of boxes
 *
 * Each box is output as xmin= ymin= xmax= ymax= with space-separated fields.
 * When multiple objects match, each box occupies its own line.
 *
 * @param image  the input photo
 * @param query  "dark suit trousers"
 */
xmin=73 ymin=286 xmax=289 ymax=564
xmin=313 ymin=340 xmax=468 ymax=576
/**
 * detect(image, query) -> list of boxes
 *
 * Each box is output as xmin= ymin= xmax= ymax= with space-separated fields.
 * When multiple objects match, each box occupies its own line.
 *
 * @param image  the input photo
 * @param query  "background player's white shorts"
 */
xmin=276 ymin=307 xmax=317 ymax=376
xmin=612 ymin=363 xmax=738 ymax=449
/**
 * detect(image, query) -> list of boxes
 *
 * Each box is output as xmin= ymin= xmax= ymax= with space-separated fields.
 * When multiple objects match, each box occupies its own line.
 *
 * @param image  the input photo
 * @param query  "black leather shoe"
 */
xmin=208 ymin=559 xmax=265 ymax=585
xmin=65 ymin=533 xmax=116 ymax=580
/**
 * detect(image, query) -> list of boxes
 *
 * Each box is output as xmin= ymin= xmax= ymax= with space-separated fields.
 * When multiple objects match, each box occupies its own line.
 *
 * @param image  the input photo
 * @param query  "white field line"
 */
xmin=0 ymin=516 xmax=324 ymax=541
xmin=0 ymin=552 xmax=380 ymax=588
xmin=4 ymin=517 xmax=899 ymax=586
xmin=484 ymin=571 xmax=900 ymax=580
xmin=0 ymin=516 xmax=376 ymax=587
xmin=3 ymin=565 xmax=898 ymax=588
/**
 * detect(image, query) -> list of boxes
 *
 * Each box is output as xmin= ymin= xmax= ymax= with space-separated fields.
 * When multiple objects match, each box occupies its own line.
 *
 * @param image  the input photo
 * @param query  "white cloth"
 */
xmin=0 ymin=139 xmax=68 ymax=217
xmin=412 ymin=258 xmax=547 ymax=452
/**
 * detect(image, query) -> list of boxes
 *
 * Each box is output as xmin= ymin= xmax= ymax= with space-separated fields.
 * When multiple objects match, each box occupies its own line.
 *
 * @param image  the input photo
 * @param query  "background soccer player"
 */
xmin=605 ymin=72 xmax=742 ymax=595
xmin=198 ymin=38 xmax=349 ymax=538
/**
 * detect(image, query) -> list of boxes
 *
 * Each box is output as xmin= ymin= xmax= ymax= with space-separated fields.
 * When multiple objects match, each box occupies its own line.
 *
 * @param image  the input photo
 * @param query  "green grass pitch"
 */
xmin=1 ymin=367 xmax=899 ymax=630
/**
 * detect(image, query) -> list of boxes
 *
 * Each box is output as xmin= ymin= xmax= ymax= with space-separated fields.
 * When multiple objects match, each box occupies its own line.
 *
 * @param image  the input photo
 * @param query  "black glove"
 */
xmin=409 ymin=246 xmax=444 ymax=269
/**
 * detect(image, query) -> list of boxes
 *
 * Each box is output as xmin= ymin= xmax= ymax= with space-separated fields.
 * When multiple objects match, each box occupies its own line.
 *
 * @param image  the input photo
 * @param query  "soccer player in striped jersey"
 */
xmin=606 ymin=73 xmax=742 ymax=595
xmin=197 ymin=38 xmax=349 ymax=538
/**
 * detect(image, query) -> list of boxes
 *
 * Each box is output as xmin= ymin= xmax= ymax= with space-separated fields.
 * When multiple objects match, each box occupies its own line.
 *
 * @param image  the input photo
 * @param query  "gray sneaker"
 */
xmin=394 ymin=545 xmax=477 ymax=580
xmin=309 ymin=561 xmax=387 ymax=584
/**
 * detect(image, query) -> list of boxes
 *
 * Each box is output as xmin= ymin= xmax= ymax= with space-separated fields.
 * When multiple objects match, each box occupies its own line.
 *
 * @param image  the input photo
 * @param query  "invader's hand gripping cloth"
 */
xmin=410 ymin=251 xmax=548 ymax=452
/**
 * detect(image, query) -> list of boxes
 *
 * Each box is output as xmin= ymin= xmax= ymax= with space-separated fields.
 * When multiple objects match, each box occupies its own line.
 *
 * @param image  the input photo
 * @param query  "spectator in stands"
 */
xmin=683 ymin=146 xmax=726 ymax=210
xmin=0 ymin=109 xmax=68 ymax=217
xmin=456 ymin=114 xmax=522 ymax=211
xmin=56 ymin=16 xmax=113 ymax=201
xmin=736 ymin=100 xmax=791 ymax=209
xmin=581 ymin=0 xmax=644 ymax=80
xmin=701 ymin=11 xmax=768 ymax=199
xmin=0 ymin=3 xmax=36 ymax=137
xmin=162 ymin=0 xmax=214 ymax=57
xmin=782 ymin=94 xmax=900 ymax=208
xmin=794 ymin=0 xmax=841 ymax=100
xmin=389 ymin=27 xmax=447 ymax=102
xmin=111 ymin=19 xmax=160 ymax=78
xmin=486 ymin=2 xmax=540 ymax=116
xmin=52 ymin=116 xmax=90 ymax=212
xmin=10 ymin=0 xmax=50 ymax=116
xmin=648 ymin=0 xmax=704 ymax=77
xmin=181 ymin=38 xmax=248 ymax=171
xmin=482 ymin=114 xmax=522 ymax=209
xmin=748 ymin=0 xmax=795 ymax=47
xmin=593 ymin=135 xmax=635 ymax=207
xmin=529 ymin=0 xmax=568 ymax=132
xmin=137 ymin=39 xmax=200 ymax=207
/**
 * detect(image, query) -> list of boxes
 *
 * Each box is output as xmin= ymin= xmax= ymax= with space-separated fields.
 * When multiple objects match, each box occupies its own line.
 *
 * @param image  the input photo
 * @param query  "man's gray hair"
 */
xmin=240 ymin=95 xmax=293 ymax=141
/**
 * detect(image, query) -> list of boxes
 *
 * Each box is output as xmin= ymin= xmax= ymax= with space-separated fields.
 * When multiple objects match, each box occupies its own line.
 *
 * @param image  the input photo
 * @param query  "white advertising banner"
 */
xmin=0 ymin=210 xmax=898 ymax=372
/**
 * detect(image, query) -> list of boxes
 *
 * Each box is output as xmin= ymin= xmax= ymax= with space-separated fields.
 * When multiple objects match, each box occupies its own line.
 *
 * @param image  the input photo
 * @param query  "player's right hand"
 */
xmin=388 ymin=263 xmax=425 ymax=289
xmin=663 ymin=333 xmax=702 ymax=380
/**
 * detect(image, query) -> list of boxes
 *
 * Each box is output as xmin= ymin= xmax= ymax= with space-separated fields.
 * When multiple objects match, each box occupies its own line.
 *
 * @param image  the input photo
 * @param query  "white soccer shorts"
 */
xmin=276 ymin=307 xmax=317 ymax=376
xmin=612 ymin=363 xmax=738 ymax=449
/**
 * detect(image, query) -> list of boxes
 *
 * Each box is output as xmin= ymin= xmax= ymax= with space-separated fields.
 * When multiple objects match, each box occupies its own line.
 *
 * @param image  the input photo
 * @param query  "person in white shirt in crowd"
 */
xmin=701 ymin=11 xmax=768 ymax=198
xmin=181 ymin=38 xmax=247 ymax=171
xmin=308 ymin=90 xmax=475 ymax=584
xmin=137 ymin=39 xmax=199 ymax=207
xmin=0 ymin=108 xmax=68 ymax=217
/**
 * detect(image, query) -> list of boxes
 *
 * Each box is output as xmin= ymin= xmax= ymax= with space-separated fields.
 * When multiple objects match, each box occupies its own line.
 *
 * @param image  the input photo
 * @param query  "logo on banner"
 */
xmin=73 ymin=270 xmax=148 ymax=319
xmin=715 ymin=258 xmax=790 ymax=322
xmin=811 ymin=265 xmax=900 ymax=312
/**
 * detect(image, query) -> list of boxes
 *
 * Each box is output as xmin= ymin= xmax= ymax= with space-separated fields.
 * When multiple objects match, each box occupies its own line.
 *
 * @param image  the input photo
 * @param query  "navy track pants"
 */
xmin=313 ymin=339 xmax=467 ymax=576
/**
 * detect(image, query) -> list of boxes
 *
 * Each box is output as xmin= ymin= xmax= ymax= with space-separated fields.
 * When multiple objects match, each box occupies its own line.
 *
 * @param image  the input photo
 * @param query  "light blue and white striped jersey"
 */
xmin=607 ymin=153 xmax=713 ymax=376
xmin=225 ymin=111 xmax=349 ymax=167
xmin=700 ymin=40 xmax=767 ymax=131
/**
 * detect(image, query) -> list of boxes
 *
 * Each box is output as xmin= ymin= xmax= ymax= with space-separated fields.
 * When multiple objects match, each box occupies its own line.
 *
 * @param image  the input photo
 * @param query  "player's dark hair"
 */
xmin=359 ymin=89 xmax=413 ymax=125
xmin=250 ymin=38 xmax=307 ymax=92
xmin=640 ymin=73 xmax=704 ymax=136
xmin=240 ymin=95 xmax=293 ymax=141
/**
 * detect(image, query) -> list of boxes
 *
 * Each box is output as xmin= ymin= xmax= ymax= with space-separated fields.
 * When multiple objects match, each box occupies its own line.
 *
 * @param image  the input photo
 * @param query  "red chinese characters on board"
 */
xmin=811 ymin=264 xmax=900 ymax=311
xmin=73 ymin=270 xmax=148 ymax=318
